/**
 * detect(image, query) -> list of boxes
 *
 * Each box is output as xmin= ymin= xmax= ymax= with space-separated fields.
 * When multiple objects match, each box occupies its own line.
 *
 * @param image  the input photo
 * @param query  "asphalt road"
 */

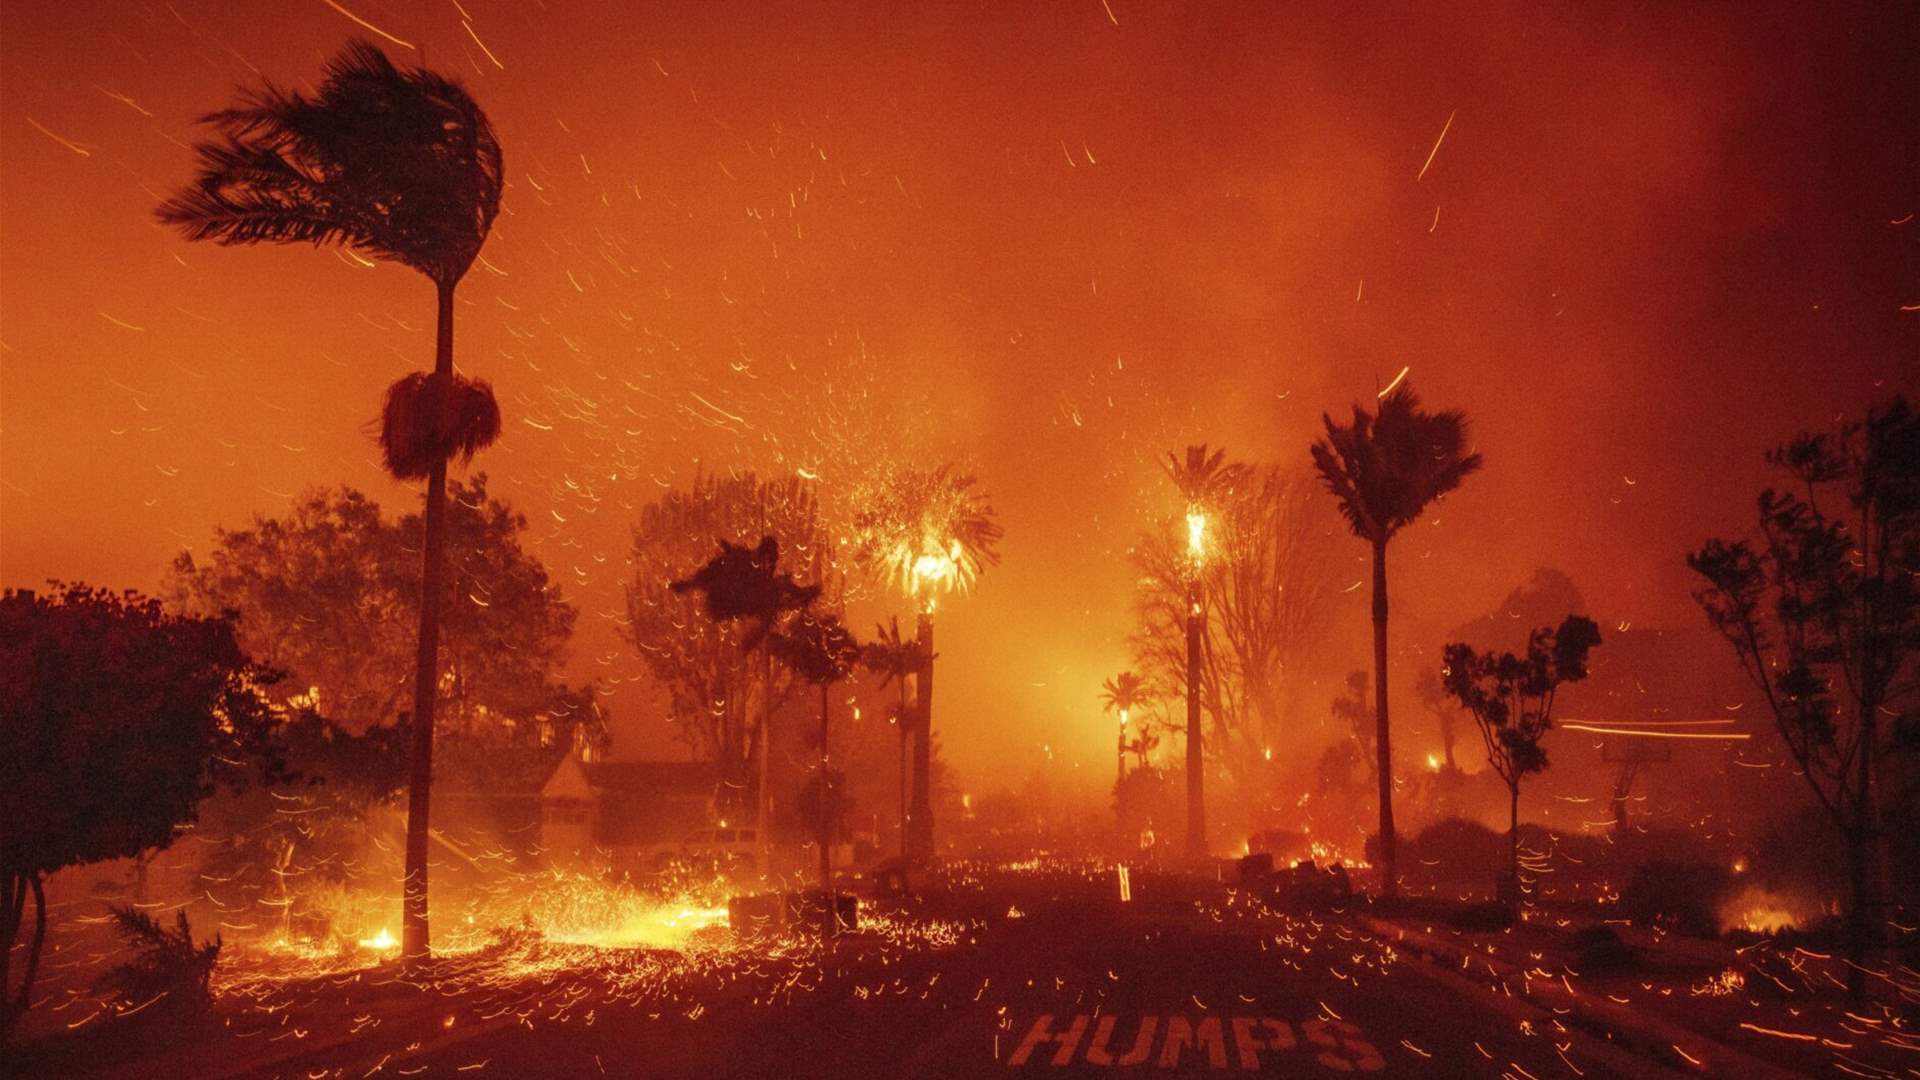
xmin=191 ymin=867 xmax=1667 ymax=1080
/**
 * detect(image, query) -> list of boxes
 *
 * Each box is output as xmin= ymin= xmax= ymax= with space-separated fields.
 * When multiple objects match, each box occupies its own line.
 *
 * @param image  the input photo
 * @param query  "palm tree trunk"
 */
xmin=1371 ymin=538 xmax=1396 ymax=898
xmin=759 ymin=633 xmax=774 ymax=872
xmin=1508 ymin=783 xmax=1521 ymax=907
xmin=898 ymin=681 xmax=909 ymax=878
xmin=820 ymin=679 xmax=834 ymax=936
xmin=909 ymin=613 xmax=935 ymax=860
xmin=1186 ymin=575 xmax=1205 ymax=859
xmin=402 ymin=282 xmax=456 ymax=961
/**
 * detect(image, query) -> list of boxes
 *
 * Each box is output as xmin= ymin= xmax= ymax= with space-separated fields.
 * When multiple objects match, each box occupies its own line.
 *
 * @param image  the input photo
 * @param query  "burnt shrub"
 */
xmin=98 ymin=906 xmax=221 ymax=1018
xmin=1620 ymin=860 xmax=1733 ymax=938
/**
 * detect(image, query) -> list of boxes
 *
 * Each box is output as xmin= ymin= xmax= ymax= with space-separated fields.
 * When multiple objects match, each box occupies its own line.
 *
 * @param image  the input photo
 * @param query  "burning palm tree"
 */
xmin=156 ymin=40 xmax=504 ymax=959
xmin=850 ymin=465 xmax=1001 ymax=859
xmin=1310 ymin=382 xmax=1482 ymax=896
xmin=1162 ymin=445 xmax=1246 ymax=859
xmin=1099 ymin=672 xmax=1153 ymax=787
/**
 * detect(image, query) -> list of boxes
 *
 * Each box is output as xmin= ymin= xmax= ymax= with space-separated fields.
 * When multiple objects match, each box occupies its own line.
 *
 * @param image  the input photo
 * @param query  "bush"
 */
xmin=98 ymin=906 xmax=221 ymax=1017
xmin=1620 ymin=860 xmax=1733 ymax=938
xmin=1388 ymin=817 xmax=1505 ymax=894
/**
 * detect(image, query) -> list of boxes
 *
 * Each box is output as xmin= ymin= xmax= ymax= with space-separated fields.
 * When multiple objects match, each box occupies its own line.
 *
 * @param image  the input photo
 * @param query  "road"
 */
xmin=163 ymin=864 xmax=1677 ymax=1080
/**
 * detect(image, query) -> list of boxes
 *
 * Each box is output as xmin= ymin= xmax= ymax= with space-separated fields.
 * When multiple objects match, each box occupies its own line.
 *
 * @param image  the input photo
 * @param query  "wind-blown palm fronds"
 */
xmin=1309 ymin=383 xmax=1482 ymax=546
xmin=156 ymin=39 xmax=502 ymax=287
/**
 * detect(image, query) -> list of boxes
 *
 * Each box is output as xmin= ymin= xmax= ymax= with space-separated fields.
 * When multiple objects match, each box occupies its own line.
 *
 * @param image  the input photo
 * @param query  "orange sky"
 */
xmin=2 ymin=2 xmax=1914 ymax=788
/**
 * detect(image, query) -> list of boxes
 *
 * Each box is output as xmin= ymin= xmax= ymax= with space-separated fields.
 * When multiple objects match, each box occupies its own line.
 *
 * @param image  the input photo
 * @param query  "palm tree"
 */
xmin=862 ymin=617 xmax=929 ymax=871
xmin=672 ymin=536 xmax=821 ymax=870
xmin=1098 ymin=672 xmax=1152 ymax=787
xmin=850 ymin=465 xmax=1001 ymax=859
xmin=772 ymin=612 xmax=861 ymax=933
xmin=1310 ymin=383 xmax=1482 ymax=896
xmin=1162 ymin=445 xmax=1247 ymax=859
xmin=156 ymin=40 xmax=504 ymax=959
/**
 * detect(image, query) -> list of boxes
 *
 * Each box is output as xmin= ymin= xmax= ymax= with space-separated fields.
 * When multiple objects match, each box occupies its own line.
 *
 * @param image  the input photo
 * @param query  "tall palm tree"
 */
xmin=1310 ymin=383 xmax=1482 ymax=896
xmin=850 ymin=465 xmax=1001 ymax=859
xmin=156 ymin=40 xmax=504 ymax=959
xmin=1163 ymin=445 xmax=1247 ymax=859
xmin=1098 ymin=672 xmax=1152 ymax=787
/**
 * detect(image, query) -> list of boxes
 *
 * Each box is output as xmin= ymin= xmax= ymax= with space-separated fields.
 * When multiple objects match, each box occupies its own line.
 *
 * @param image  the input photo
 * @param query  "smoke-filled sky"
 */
xmin=2 ymin=2 xmax=1914 ymax=786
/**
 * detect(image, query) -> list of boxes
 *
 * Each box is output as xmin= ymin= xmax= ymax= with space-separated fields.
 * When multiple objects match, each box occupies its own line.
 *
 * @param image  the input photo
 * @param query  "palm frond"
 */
xmin=157 ymin=38 xmax=502 ymax=286
xmin=1164 ymin=443 xmax=1247 ymax=507
xmin=1310 ymin=381 xmax=1479 ymax=542
xmin=378 ymin=372 xmax=501 ymax=480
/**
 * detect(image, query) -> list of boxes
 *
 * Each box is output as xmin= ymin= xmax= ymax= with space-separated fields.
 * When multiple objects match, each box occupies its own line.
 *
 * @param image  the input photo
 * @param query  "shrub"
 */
xmin=98 ymin=907 xmax=221 ymax=1018
xmin=1620 ymin=860 xmax=1733 ymax=938
xmin=1391 ymin=817 xmax=1505 ymax=894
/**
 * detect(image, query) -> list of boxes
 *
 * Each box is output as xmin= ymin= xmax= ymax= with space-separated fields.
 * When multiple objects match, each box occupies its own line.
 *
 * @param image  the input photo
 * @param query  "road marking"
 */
xmin=1008 ymin=1014 xmax=1383 ymax=1070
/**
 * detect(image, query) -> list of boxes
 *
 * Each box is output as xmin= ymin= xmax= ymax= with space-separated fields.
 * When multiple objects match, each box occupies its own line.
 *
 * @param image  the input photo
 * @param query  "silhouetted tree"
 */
xmin=850 ymin=464 xmax=1002 ymax=858
xmin=158 ymin=40 xmax=505 ymax=960
xmin=1689 ymin=396 xmax=1919 ymax=995
xmin=1443 ymin=615 xmax=1602 ymax=904
xmin=1311 ymin=382 xmax=1483 ymax=896
xmin=0 ymin=585 xmax=281 ymax=1037
xmin=672 ymin=534 xmax=822 ymax=858
xmin=630 ymin=474 xmax=831 ymax=810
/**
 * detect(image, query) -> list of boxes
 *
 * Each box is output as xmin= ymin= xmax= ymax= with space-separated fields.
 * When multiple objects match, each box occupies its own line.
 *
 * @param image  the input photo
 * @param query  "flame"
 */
xmin=1185 ymin=510 xmax=1206 ymax=561
xmin=903 ymin=537 xmax=970 ymax=605
xmin=1425 ymin=752 xmax=1443 ymax=771
xmin=357 ymin=927 xmax=397 ymax=951
xmin=1719 ymin=886 xmax=1811 ymax=934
